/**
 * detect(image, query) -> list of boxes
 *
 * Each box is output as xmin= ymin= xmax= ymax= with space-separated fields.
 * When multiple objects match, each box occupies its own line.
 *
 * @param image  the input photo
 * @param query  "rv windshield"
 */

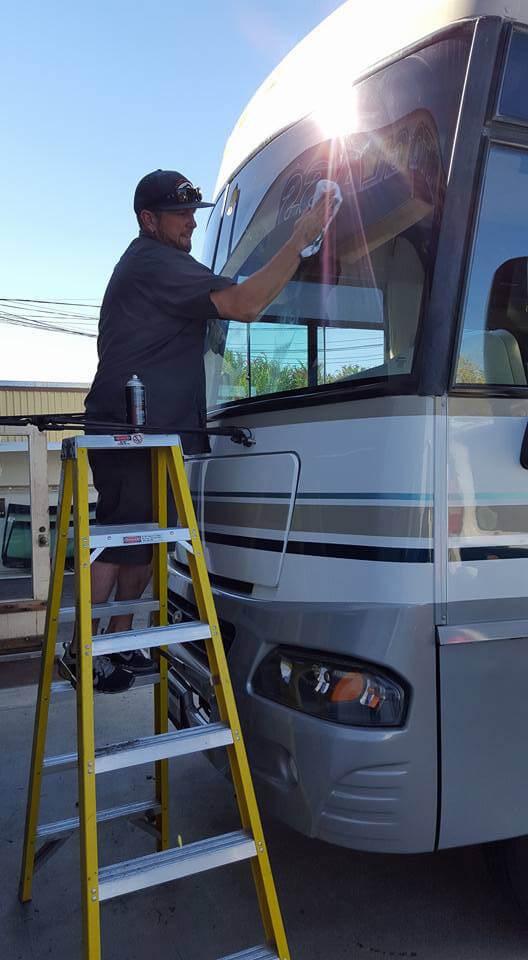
xmin=205 ymin=28 xmax=473 ymax=409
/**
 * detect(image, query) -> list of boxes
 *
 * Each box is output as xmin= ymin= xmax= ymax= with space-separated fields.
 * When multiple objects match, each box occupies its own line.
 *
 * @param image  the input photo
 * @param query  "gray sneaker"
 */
xmin=110 ymin=649 xmax=157 ymax=674
xmin=59 ymin=643 xmax=135 ymax=694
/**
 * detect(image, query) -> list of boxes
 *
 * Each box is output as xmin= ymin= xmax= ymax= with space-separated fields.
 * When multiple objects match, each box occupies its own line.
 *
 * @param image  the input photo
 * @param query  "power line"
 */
xmin=0 ymin=298 xmax=100 ymax=338
xmin=0 ymin=298 xmax=100 ymax=305
xmin=0 ymin=312 xmax=96 ymax=338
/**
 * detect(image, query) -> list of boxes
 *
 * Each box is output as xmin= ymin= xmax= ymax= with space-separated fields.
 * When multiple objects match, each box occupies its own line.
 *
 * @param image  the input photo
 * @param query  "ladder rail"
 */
xmin=19 ymin=459 xmax=74 ymax=904
xmin=75 ymin=445 xmax=102 ymax=960
xmin=152 ymin=446 xmax=170 ymax=852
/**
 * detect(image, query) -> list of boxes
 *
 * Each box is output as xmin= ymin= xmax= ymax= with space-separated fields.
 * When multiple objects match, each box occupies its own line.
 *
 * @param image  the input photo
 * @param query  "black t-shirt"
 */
xmin=85 ymin=232 xmax=234 ymax=453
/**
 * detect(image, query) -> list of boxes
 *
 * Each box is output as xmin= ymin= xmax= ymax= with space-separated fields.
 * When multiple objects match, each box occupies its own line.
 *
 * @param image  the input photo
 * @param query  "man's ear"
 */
xmin=139 ymin=209 xmax=157 ymax=233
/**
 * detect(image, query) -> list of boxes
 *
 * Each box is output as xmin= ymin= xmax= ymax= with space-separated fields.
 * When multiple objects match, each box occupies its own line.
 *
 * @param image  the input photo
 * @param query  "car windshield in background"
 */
xmin=204 ymin=27 xmax=473 ymax=409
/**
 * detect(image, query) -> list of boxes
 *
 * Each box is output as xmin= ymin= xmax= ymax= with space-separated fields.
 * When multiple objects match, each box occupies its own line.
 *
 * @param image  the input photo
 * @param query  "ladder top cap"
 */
xmin=62 ymin=433 xmax=183 ymax=456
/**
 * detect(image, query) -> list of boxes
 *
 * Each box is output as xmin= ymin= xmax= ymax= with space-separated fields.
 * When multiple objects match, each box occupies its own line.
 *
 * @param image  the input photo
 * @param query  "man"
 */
xmin=62 ymin=169 xmax=333 ymax=692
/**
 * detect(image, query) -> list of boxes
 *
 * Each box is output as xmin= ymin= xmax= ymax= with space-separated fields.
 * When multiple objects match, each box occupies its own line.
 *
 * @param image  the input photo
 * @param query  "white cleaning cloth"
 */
xmin=300 ymin=179 xmax=343 ymax=259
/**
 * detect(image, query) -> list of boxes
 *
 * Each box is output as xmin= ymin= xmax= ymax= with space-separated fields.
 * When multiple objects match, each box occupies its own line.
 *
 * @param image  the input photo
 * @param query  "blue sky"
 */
xmin=0 ymin=0 xmax=342 ymax=381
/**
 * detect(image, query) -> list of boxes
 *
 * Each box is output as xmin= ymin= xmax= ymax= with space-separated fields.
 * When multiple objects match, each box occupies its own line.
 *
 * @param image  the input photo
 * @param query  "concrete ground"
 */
xmin=2 ymin=664 xmax=528 ymax=960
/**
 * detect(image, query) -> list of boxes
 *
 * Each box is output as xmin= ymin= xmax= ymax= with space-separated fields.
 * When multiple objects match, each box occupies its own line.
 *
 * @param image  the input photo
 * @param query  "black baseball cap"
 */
xmin=133 ymin=169 xmax=214 ymax=214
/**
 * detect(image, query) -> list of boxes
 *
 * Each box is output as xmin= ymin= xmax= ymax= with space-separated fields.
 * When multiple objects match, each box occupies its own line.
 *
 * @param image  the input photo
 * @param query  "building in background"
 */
xmin=0 ymin=381 xmax=92 ymax=644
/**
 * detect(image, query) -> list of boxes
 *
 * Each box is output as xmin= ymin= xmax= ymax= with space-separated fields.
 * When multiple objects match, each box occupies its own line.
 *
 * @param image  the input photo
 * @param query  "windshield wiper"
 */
xmin=0 ymin=414 xmax=255 ymax=447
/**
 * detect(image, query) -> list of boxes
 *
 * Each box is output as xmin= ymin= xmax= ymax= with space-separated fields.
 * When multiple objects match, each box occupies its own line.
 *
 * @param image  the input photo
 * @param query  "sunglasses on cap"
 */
xmin=158 ymin=181 xmax=204 ymax=206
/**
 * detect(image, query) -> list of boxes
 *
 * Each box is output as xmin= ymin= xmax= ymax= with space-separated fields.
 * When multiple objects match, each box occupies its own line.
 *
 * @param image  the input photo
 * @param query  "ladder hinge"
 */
xmin=62 ymin=437 xmax=76 ymax=460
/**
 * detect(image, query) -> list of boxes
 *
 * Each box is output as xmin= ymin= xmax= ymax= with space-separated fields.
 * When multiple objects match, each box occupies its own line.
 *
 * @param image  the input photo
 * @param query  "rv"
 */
xmin=168 ymin=0 xmax=528 ymax=901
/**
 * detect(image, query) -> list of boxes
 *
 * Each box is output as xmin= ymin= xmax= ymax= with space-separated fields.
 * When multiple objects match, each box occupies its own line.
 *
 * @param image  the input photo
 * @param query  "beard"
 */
xmin=157 ymin=227 xmax=192 ymax=252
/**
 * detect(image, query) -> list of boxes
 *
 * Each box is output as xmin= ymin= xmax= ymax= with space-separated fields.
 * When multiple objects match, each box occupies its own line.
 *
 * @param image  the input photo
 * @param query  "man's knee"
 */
xmin=116 ymin=562 xmax=152 ymax=597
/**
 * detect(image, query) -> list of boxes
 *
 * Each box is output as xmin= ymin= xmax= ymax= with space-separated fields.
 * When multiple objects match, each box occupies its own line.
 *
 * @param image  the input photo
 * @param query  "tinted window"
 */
xmin=455 ymin=146 xmax=528 ymax=387
xmin=200 ymin=188 xmax=226 ymax=269
xmin=205 ymin=30 xmax=473 ymax=409
xmin=499 ymin=30 xmax=528 ymax=124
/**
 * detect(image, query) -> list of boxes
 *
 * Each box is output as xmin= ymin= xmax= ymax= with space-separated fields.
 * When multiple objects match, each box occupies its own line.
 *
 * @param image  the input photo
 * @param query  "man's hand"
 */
xmin=290 ymin=187 xmax=337 ymax=255
xmin=211 ymin=185 xmax=338 ymax=324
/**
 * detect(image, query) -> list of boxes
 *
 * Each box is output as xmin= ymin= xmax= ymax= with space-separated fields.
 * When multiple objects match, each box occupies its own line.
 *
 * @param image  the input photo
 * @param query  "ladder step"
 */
xmin=92 ymin=619 xmax=211 ymax=656
xmin=50 ymin=671 xmax=159 ymax=699
xmin=76 ymin=523 xmax=191 ymax=549
xmin=59 ymin=598 xmax=160 ymax=623
xmin=96 ymin=723 xmax=234 ymax=773
xmin=98 ymin=830 xmax=256 ymax=901
xmin=43 ymin=722 xmax=233 ymax=774
xmin=217 ymin=948 xmax=279 ymax=960
xmin=36 ymin=798 xmax=161 ymax=839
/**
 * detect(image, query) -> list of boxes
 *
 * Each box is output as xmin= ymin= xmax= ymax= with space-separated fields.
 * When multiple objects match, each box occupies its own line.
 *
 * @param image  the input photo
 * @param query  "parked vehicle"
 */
xmin=168 ymin=0 xmax=528 ymax=904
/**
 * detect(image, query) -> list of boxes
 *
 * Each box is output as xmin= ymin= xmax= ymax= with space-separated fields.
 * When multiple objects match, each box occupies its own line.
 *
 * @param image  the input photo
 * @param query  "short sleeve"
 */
xmin=139 ymin=246 xmax=235 ymax=320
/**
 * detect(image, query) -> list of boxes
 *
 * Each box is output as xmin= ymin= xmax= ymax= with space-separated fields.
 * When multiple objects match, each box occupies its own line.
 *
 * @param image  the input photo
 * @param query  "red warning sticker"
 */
xmin=123 ymin=536 xmax=141 ymax=544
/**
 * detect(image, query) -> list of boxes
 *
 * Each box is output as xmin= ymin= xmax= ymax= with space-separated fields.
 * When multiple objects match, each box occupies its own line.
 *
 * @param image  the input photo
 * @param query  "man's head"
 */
xmin=134 ymin=169 xmax=214 ymax=253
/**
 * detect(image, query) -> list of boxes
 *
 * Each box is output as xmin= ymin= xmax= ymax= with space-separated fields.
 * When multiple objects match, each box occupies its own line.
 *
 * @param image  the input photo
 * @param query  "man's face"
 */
xmin=149 ymin=208 xmax=197 ymax=252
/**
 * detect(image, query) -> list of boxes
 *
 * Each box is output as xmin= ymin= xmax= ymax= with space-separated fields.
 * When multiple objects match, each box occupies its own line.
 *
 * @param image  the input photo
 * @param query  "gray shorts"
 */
xmin=88 ymin=448 xmax=178 ymax=565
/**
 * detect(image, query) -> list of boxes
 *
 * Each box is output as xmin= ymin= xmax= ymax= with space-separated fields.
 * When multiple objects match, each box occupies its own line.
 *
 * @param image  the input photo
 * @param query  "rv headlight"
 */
xmin=252 ymin=647 xmax=406 ymax=727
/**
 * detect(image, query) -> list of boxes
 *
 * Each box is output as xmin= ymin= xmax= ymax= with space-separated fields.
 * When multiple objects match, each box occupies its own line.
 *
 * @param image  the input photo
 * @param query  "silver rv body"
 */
xmin=168 ymin=1 xmax=528 ymax=855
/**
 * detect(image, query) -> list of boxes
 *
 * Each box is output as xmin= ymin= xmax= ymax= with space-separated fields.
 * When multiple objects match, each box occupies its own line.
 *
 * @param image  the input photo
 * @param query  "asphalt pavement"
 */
xmin=1 ymin=673 xmax=527 ymax=960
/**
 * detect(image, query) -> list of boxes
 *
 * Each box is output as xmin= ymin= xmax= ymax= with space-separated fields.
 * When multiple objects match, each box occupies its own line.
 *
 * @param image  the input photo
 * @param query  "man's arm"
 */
xmin=210 ymin=189 xmax=335 ymax=324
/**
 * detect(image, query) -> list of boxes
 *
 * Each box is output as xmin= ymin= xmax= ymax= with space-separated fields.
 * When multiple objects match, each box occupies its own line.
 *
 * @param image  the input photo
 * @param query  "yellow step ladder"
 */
xmin=19 ymin=431 xmax=290 ymax=960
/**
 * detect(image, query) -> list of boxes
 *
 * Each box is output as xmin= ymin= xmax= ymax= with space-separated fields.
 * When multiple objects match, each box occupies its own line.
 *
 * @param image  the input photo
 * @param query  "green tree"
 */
xmin=220 ymin=349 xmax=366 ymax=397
xmin=325 ymin=363 xmax=364 ymax=383
xmin=456 ymin=355 xmax=486 ymax=384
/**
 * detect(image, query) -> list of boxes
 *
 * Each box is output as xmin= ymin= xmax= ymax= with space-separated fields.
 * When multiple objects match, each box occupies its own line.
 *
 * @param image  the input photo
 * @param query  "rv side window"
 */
xmin=205 ymin=29 xmax=473 ymax=409
xmin=455 ymin=146 xmax=528 ymax=388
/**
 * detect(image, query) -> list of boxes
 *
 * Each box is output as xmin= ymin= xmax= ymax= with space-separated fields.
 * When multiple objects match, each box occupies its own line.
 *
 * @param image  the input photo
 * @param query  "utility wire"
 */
xmin=0 ymin=313 xmax=96 ymax=338
xmin=0 ymin=298 xmax=100 ymax=337
xmin=0 ymin=298 xmax=100 ymax=305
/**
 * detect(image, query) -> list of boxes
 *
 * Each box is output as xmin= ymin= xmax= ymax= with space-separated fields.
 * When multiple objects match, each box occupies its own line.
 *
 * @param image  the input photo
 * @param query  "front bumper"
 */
xmin=167 ymin=580 xmax=438 ymax=853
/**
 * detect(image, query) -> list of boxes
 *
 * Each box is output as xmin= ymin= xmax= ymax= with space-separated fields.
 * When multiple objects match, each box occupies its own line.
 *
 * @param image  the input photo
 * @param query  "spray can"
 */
xmin=125 ymin=374 xmax=146 ymax=428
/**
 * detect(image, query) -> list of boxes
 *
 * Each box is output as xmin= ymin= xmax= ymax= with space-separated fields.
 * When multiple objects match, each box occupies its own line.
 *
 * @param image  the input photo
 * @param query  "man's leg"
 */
xmin=62 ymin=558 xmax=135 ymax=692
xmin=107 ymin=562 xmax=155 ymax=673
xmin=106 ymin=562 xmax=152 ymax=634
xmin=70 ymin=559 xmax=119 ymax=655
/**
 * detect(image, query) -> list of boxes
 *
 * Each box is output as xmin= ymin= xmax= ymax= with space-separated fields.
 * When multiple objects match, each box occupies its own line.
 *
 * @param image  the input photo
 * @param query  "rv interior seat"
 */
xmin=385 ymin=237 xmax=424 ymax=374
xmin=337 ymin=237 xmax=424 ymax=381
xmin=458 ymin=328 xmax=527 ymax=385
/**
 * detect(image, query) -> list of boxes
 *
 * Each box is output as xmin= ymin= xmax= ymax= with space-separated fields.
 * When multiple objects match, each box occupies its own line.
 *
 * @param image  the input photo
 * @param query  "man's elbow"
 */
xmin=210 ymin=289 xmax=257 ymax=324
xmin=232 ymin=305 xmax=258 ymax=324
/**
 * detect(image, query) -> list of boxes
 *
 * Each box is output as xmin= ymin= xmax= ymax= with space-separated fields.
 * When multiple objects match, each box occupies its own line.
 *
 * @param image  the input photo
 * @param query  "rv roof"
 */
xmin=214 ymin=0 xmax=528 ymax=197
